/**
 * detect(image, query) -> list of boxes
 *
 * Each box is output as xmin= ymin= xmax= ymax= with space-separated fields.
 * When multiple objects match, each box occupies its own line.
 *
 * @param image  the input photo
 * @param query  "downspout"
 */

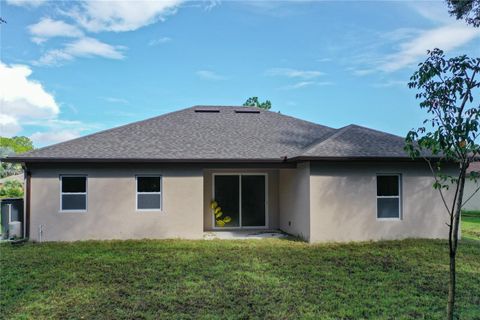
xmin=24 ymin=167 xmax=31 ymax=239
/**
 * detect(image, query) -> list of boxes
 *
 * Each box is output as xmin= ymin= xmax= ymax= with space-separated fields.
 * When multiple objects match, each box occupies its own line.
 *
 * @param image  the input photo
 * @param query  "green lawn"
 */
xmin=462 ymin=211 xmax=480 ymax=241
xmin=1 ymin=225 xmax=479 ymax=319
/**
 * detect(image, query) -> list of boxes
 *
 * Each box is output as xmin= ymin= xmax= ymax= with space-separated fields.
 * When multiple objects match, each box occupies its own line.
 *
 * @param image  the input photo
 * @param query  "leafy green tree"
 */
xmin=0 ymin=147 xmax=18 ymax=178
xmin=0 ymin=180 xmax=23 ymax=198
xmin=0 ymin=136 xmax=34 ymax=154
xmin=0 ymin=136 xmax=34 ymax=178
xmin=243 ymin=97 xmax=272 ymax=110
xmin=447 ymin=0 xmax=480 ymax=27
xmin=406 ymin=49 xmax=479 ymax=320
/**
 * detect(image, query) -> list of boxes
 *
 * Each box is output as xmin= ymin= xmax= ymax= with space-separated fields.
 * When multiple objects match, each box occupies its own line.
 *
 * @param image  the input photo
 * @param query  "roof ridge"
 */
xmin=298 ymin=124 xmax=355 ymax=156
xmin=193 ymin=105 xmax=335 ymax=133
xmin=13 ymin=106 xmax=195 ymax=157
xmin=346 ymin=123 xmax=405 ymax=140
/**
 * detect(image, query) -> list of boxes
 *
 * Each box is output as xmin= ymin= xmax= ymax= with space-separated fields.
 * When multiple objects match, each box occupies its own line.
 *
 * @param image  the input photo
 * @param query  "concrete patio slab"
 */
xmin=203 ymin=230 xmax=288 ymax=240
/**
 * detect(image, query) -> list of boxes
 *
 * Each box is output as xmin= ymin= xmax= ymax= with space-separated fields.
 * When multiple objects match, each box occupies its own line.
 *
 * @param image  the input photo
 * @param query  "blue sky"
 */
xmin=1 ymin=0 xmax=479 ymax=147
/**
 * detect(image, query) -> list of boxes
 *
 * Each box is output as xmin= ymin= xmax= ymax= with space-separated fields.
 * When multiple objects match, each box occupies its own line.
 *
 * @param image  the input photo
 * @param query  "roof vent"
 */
xmin=194 ymin=109 xmax=220 ymax=113
xmin=234 ymin=109 xmax=260 ymax=114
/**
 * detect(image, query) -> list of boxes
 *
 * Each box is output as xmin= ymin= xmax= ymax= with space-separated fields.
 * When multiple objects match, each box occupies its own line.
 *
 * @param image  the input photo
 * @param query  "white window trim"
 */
xmin=212 ymin=172 xmax=269 ymax=230
xmin=376 ymin=173 xmax=402 ymax=220
xmin=136 ymin=175 xmax=163 ymax=212
xmin=59 ymin=175 xmax=88 ymax=213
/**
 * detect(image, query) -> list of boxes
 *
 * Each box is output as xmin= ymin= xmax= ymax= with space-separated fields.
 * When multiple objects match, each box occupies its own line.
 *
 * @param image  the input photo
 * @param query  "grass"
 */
xmin=0 ymin=223 xmax=479 ymax=319
xmin=462 ymin=211 xmax=480 ymax=241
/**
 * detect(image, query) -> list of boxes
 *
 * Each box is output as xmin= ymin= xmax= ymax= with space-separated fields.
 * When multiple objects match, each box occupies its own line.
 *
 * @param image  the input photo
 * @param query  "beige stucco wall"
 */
xmin=278 ymin=162 xmax=310 ymax=241
xmin=203 ymin=169 xmax=279 ymax=230
xmin=28 ymin=164 xmax=204 ymax=241
xmin=27 ymin=161 xmax=459 ymax=243
xmin=464 ymin=179 xmax=480 ymax=211
xmin=309 ymin=161 xmax=455 ymax=243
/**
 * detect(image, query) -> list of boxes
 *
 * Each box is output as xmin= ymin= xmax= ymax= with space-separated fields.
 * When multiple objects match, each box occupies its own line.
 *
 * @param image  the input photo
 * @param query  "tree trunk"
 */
xmin=447 ymin=252 xmax=456 ymax=320
xmin=447 ymin=168 xmax=466 ymax=320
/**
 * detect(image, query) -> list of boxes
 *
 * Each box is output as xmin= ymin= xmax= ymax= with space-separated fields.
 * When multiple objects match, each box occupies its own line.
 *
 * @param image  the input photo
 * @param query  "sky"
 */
xmin=1 ymin=0 xmax=479 ymax=147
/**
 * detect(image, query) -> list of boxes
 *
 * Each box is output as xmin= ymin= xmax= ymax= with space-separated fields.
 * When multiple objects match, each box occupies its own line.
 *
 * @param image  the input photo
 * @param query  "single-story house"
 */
xmin=6 ymin=106 xmax=456 ymax=243
xmin=465 ymin=162 xmax=480 ymax=211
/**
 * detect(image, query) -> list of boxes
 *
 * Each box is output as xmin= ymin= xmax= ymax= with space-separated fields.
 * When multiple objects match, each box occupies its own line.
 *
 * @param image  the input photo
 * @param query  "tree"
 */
xmin=447 ymin=0 xmax=480 ymax=27
xmin=405 ymin=49 xmax=480 ymax=320
xmin=0 ymin=136 xmax=34 ymax=154
xmin=0 ymin=180 xmax=23 ymax=198
xmin=243 ymin=97 xmax=272 ymax=110
xmin=0 ymin=136 xmax=34 ymax=178
xmin=0 ymin=147 xmax=19 ymax=178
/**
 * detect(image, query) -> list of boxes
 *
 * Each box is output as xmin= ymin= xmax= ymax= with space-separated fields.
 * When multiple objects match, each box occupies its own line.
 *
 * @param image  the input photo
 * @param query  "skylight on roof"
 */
xmin=194 ymin=109 xmax=220 ymax=113
xmin=234 ymin=109 xmax=260 ymax=114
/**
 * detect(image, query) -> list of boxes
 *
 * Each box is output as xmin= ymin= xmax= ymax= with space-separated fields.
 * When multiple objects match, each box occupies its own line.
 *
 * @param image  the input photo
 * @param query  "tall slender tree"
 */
xmin=406 ymin=49 xmax=480 ymax=319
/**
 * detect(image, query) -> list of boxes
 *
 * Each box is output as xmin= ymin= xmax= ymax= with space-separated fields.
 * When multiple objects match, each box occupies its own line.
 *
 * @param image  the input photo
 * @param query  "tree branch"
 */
xmin=424 ymin=157 xmax=452 ymax=215
xmin=461 ymin=184 xmax=480 ymax=208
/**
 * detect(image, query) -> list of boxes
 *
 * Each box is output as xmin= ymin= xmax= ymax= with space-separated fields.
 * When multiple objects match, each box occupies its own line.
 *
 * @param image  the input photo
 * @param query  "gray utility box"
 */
xmin=1 ymin=198 xmax=24 ymax=239
xmin=8 ymin=221 xmax=22 ymax=238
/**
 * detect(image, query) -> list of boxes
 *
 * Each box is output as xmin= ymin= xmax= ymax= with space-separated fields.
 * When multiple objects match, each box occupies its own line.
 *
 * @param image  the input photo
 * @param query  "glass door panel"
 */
xmin=214 ymin=175 xmax=240 ymax=227
xmin=241 ymin=175 xmax=266 ymax=227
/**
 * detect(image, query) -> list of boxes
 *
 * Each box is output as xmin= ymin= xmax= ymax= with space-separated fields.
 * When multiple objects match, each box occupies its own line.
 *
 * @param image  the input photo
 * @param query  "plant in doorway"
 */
xmin=211 ymin=200 xmax=232 ymax=227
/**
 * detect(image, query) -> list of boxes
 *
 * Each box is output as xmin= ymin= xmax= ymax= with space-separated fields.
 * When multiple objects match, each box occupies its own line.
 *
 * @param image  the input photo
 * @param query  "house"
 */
xmin=6 ymin=106 xmax=455 ymax=243
xmin=465 ymin=162 xmax=480 ymax=211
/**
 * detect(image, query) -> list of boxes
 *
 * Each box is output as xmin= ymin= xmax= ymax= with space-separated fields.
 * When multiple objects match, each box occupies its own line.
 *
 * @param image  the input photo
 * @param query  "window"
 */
xmin=376 ymin=174 xmax=401 ymax=219
xmin=60 ymin=176 xmax=87 ymax=211
xmin=136 ymin=176 xmax=162 ymax=210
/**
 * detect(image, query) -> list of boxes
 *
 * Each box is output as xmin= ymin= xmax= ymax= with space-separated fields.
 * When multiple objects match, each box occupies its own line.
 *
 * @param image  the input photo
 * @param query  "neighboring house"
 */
xmin=6 ymin=106 xmax=456 ymax=243
xmin=465 ymin=162 xmax=480 ymax=211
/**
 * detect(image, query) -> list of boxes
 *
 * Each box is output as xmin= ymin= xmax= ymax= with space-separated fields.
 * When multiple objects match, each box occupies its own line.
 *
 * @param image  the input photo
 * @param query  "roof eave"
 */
xmin=3 ymin=157 xmax=289 ymax=164
xmin=288 ymin=155 xmax=443 ymax=162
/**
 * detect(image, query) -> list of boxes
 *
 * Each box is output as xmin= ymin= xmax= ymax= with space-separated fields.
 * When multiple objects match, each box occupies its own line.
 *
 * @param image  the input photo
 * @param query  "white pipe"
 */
xmin=38 ymin=224 xmax=43 ymax=243
xmin=7 ymin=203 xmax=12 ymax=224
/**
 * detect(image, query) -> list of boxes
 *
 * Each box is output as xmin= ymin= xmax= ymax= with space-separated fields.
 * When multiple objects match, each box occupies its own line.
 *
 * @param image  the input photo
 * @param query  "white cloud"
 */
xmin=0 ymin=62 xmax=59 ymax=120
xmin=36 ymin=37 xmax=125 ymax=66
xmin=406 ymin=1 xmax=452 ymax=24
xmin=30 ymin=130 xmax=81 ymax=145
xmin=281 ymin=81 xmax=333 ymax=90
xmin=266 ymin=68 xmax=325 ymax=79
xmin=0 ymin=61 xmax=59 ymax=137
xmin=101 ymin=96 xmax=129 ymax=104
xmin=196 ymin=70 xmax=226 ymax=81
xmin=0 ymin=61 xmax=90 ymax=145
xmin=148 ymin=37 xmax=172 ymax=46
xmin=67 ymin=37 xmax=125 ymax=58
xmin=351 ymin=68 xmax=376 ymax=76
xmin=6 ymin=0 xmax=46 ymax=7
xmin=28 ymin=18 xmax=83 ymax=43
xmin=0 ymin=114 xmax=21 ymax=137
xmin=381 ymin=24 xmax=480 ymax=72
xmin=24 ymin=1 xmax=184 ymax=65
xmin=68 ymin=0 xmax=183 ymax=32
xmin=345 ymin=2 xmax=480 ymax=76
xmin=371 ymin=80 xmax=408 ymax=88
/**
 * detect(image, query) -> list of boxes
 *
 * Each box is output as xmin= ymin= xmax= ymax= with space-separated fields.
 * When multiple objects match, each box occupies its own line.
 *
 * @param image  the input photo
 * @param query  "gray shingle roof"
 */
xmin=6 ymin=106 xmax=411 ymax=162
xmin=298 ymin=124 xmax=410 ymax=159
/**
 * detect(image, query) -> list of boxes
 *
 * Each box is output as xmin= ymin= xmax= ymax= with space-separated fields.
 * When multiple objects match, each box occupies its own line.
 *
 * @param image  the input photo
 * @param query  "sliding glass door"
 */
xmin=213 ymin=174 xmax=267 ymax=228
